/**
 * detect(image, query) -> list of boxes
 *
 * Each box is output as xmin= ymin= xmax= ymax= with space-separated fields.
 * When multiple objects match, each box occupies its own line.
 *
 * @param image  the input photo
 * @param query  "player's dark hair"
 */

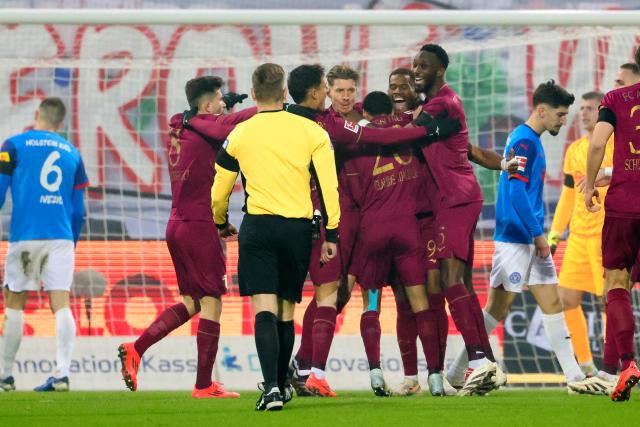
xmin=581 ymin=91 xmax=604 ymax=103
xmin=420 ymin=44 xmax=449 ymax=70
xmin=326 ymin=65 xmax=360 ymax=87
xmin=39 ymin=97 xmax=66 ymax=126
xmin=362 ymin=91 xmax=393 ymax=116
xmin=620 ymin=62 xmax=640 ymax=75
xmin=389 ymin=68 xmax=415 ymax=85
xmin=252 ymin=63 xmax=286 ymax=103
xmin=532 ymin=79 xmax=575 ymax=108
xmin=287 ymin=64 xmax=325 ymax=104
xmin=185 ymin=76 xmax=223 ymax=109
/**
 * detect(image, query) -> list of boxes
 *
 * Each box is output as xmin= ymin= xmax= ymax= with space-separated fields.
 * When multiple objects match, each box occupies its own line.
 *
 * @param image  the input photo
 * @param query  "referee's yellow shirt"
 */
xmin=211 ymin=109 xmax=340 ymax=238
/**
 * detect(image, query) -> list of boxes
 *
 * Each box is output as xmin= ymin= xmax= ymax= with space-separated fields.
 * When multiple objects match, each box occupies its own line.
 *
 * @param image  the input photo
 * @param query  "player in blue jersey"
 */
xmin=0 ymin=98 xmax=88 ymax=392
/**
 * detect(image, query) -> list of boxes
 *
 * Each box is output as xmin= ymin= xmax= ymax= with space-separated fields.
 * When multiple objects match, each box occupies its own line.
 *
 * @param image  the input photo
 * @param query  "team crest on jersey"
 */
xmin=0 ymin=152 xmax=10 ymax=162
xmin=343 ymin=121 xmax=360 ymax=133
xmin=509 ymin=272 xmax=522 ymax=284
xmin=515 ymin=155 xmax=527 ymax=172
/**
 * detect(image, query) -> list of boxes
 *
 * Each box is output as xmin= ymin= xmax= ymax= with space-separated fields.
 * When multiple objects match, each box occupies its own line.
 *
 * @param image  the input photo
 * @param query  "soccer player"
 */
xmin=118 ymin=76 xmax=249 ymax=398
xmin=388 ymin=68 xmax=422 ymax=119
xmin=212 ymin=63 xmax=340 ymax=411
xmin=483 ymin=80 xmax=607 ymax=394
xmin=546 ymin=92 xmax=612 ymax=377
xmin=0 ymin=98 xmax=87 ymax=392
xmin=614 ymin=62 xmax=640 ymax=88
xmin=584 ymin=46 xmax=640 ymax=402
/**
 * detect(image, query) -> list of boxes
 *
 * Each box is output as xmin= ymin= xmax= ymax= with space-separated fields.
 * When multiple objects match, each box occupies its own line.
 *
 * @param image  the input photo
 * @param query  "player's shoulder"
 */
xmin=568 ymin=135 xmax=588 ymax=152
xmin=602 ymin=81 xmax=640 ymax=107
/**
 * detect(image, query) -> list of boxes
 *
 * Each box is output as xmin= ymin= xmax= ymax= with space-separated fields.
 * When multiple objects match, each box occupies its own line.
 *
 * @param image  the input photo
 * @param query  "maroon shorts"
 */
xmin=434 ymin=202 xmax=481 ymax=263
xmin=418 ymin=214 xmax=440 ymax=271
xmin=602 ymin=215 xmax=640 ymax=271
xmin=166 ymin=220 xmax=226 ymax=299
xmin=356 ymin=215 xmax=426 ymax=290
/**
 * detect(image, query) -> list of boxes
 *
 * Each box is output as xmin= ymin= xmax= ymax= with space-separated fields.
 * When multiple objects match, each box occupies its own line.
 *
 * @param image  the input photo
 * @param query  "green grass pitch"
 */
xmin=1 ymin=390 xmax=636 ymax=427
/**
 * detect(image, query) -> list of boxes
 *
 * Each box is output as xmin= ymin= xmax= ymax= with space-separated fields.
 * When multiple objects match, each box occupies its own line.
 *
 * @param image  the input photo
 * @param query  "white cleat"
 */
xmin=442 ymin=375 xmax=459 ymax=396
xmin=458 ymin=362 xmax=496 ymax=396
xmin=428 ymin=372 xmax=445 ymax=396
xmin=390 ymin=377 xmax=421 ymax=396
xmin=369 ymin=368 xmax=390 ymax=397
xmin=567 ymin=376 xmax=610 ymax=396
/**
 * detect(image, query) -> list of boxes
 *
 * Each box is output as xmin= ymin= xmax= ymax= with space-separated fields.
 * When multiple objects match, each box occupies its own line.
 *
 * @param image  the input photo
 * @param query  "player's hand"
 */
xmin=577 ymin=169 xmax=611 ymax=192
xmin=222 ymin=92 xmax=248 ymax=110
xmin=219 ymin=223 xmax=238 ymax=239
xmin=534 ymin=235 xmax=550 ymax=258
xmin=547 ymin=231 xmax=561 ymax=256
xmin=320 ymin=241 xmax=337 ymax=264
xmin=182 ymin=108 xmax=197 ymax=127
xmin=414 ymin=110 xmax=461 ymax=142
xmin=501 ymin=149 xmax=518 ymax=174
xmin=584 ymin=187 xmax=601 ymax=213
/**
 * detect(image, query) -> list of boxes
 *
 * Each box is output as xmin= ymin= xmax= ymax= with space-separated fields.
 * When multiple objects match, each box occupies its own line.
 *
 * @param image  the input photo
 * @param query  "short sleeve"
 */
xmin=0 ymin=139 xmax=17 ymax=176
xmin=325 ymin=116 xmax=361 ymax=145
xmin=508 ymin=138 xmax=537 ymax=183
xmin=600 ymin=91 xmax=615 ymax=112
xmin=74 ymin=156 xmax=90 ymax=189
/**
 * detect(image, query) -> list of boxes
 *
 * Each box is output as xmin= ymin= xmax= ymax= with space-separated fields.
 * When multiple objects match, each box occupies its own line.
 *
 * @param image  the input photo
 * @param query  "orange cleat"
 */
xmin=611 ymin=361 xmax=640 ymax=402
xmin=305 ymin=372 xmax=337 ymax=397
xmin=118 ymin=342 xmax=141 ymax=391
xmin=192 ymin=381 xmax=240 ymax=398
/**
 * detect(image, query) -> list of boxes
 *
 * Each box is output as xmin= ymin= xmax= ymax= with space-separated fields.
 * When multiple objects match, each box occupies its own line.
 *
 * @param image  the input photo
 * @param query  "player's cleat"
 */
xmin=289 ymin=360 xmax=315 ymax=397
xmin=0 ymin=376 xmax=16 ymax=391
xmin=567 ymin=376 xmax=611 ymax=396
xmin=369 ymin=368 xmax=390 ymax=397
xmin=282 ymin=383 xmax=295 ymax=405
xmin=594 ymin=371 xmax=617 ymax=396
xmin=611 ymin=361 xmax=640 ymax=402
xmin=192 ymin=381 xmax=240 ymax=398
xmin=390 ymin=377 xmax=421 ymax=396
xmin=458 ymin=362 xmax=496 ymax=396
xmin=476 ymin=363 xmax=507 ymax=395
xmin=118 ymin=342 xmax=141 ymax=391
xmin=305 ymin=372 xmax=337 ymax=397
xmin=442 ymin=376 xmax=458 ymax=396
xmin=428 ymin=372 xmax=445 ymax=396
xmin=255 ymin=386 xmax=284 ymax=411
xmin=34 ymin=376 xmax=69 ymax=392
xmin=580 ymin=362 xmax=598 ymax=377
xmin=494 ymin=363 xmax=508 ymax=389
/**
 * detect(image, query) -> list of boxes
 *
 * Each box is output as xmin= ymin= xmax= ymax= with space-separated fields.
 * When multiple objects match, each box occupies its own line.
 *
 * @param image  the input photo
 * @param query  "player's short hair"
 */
xmin=581 ymin=91 xmax=604 ymax=103
xmin=362 ymin=91 xmax=393 ymax=116
xmin=532 ymin=80 xmax=575 ymax=108
xmin=419 ymin=44 xmax=449 ymax=70
xmin=326 ymin=65 xmax=359 ymax=87
xmin=185 ymin=76 xmax=223 ymax=109
xmin=252 ymin=63 xmax=286 ymax=103
xmin=287 ymin=64 xmax=324 ymax=104
xmin=620 ymin=62 xmax=640 ymax=75
xmin=38 ymin=97 xmax=66 ymax=127
xmin=389 ymin=68 xmax=415 ymax=84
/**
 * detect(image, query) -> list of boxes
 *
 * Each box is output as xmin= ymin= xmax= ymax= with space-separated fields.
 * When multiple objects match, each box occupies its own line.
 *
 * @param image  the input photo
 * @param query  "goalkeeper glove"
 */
xmin=182 ymin=107 xmax=198 ymax=127
xmin=222 ymin=92 xmax=248 ymax=110
xmin=548 ymin=231 xmax=561 ymax=256
xmin=413 ymin=110 xmax=461 ymax=142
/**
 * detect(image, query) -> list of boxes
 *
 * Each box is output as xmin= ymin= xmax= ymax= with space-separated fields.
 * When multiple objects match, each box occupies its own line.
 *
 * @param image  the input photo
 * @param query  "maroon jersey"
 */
xmin=420 ymin=84 xmax=482 ymax=209
xmin=600 ymin=82 xmax=640 ymax=218
xmin=166 ymin=108 xmax=255 ymax=221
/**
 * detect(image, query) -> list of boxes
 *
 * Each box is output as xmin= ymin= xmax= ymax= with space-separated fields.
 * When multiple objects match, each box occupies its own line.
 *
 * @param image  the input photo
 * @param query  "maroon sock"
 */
xmin=428 ymin=292 xmax=448 ymax=370
xmin=195 ymin=318 xmax=220 ymax=390
xmin=311 ymin=306 xmax=337 ymax=371
xmin=295 ymin=299 xmax=316 ymax=371
xmin=471 ymin=295 xmax=495 ymax=362
xmin=603 ymin=306 xmax=619 ymax=375
xmin=607 ymin=288 xmax=636 ymax=370
xmin=415 ymin=309 xmax=441 ymax=374
xmin=444 ymin=284 xmax=485 ymax=361
xmin=360 ymin=310 xmax=381 ymax=370
xmin=395 ymin=299 xmax=418 ymax=377
xmin=134 ymin=303 xmax=191 ymax=356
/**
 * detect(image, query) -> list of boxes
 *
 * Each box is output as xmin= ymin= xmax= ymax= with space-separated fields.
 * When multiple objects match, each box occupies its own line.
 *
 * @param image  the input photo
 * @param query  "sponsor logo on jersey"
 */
xmin=0 ymin=152 xmax=10 ymax=162
xmin=343 ymin=121 xmax=360 ymax=134
xmin=515 ymin=155 xmax=527 ymax=173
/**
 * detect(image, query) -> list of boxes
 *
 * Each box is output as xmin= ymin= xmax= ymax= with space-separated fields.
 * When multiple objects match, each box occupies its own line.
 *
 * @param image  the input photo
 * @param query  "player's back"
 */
xmin=599 ymin=82 xmax=640 ymax=217
xmin=3 ymin=129 xmax=87 ymax=242
xmin=420 ymin=84 xmax=482 ymax=209
xmin=494 ymin=124 xmax=545 ymax=244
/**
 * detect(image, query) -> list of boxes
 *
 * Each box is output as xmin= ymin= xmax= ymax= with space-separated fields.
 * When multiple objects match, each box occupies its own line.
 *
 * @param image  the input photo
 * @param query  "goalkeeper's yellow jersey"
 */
xmin=552 ymin=134 xmax=614 ymax=238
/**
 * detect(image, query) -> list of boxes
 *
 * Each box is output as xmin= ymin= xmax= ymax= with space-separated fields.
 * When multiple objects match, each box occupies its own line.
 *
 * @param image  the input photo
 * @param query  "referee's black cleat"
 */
xmin=256 ymin=385 xmax=284 ymax=411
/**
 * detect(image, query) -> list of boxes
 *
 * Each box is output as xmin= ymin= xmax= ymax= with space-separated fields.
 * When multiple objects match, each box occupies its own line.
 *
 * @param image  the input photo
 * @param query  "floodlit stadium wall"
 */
xmin=0 ymin=9 xmax=639 ymax=389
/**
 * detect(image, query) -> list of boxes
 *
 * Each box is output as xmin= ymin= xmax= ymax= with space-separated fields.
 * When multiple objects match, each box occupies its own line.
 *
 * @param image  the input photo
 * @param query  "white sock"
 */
xmin=297 ymin=369 xmax=311 ymax=377
xmin=2 ymin=308 xmax=23 ymax=378
xmin=311 ymin=367 xmax=325 ymax=379
xmin=55 ymin=308 xmax=76 ymax=378
xmin=469 ymin=357 xmax=491 ymax=370
xmin=541 ymin=312 xmax=584 ymax=383
xmin=405 ymin=375 xmax=418 ymax=381
xmin=447 ymin=311 xmax=499 ymax=384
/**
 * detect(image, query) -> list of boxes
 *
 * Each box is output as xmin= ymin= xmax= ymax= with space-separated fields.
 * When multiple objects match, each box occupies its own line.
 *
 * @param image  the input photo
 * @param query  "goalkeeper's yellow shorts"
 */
xmin=558 ymin=233 xmax=604 ymax=296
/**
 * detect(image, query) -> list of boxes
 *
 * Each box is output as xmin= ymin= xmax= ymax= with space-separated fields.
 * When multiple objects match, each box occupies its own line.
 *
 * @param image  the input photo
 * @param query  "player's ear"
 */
xmin=282 ymin=88 xmax=288 ymax=103
xmin=250 ymin=87 xmax=257 ymax=102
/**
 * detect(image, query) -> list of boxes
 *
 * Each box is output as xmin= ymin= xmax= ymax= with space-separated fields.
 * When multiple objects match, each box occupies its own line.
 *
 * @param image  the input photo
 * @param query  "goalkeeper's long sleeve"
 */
xmin=550 ymin=182 xmax=574 ymax=237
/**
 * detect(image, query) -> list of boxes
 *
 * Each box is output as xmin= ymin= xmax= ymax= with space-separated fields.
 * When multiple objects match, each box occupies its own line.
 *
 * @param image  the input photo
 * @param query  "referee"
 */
xmin=212 ymin=63 xmax=340 ymax=411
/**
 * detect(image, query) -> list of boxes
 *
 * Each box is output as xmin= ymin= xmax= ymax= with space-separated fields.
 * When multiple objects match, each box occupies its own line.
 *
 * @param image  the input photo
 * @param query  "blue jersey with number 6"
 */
xmin=0 ymin=129 xmax=89 ymax=242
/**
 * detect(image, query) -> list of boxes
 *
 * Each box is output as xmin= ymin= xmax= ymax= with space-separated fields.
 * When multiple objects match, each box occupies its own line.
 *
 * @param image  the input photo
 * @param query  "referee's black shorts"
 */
xmin=238 ymin=214 xmax=312 ymax=302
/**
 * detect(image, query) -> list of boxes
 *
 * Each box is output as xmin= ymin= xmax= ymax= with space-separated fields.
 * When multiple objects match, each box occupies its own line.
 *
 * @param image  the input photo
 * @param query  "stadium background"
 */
xmin=0 ymin=0 xmax=639 ymax=390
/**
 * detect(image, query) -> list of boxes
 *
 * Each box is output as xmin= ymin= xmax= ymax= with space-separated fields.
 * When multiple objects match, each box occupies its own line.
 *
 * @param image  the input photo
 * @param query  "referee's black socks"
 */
xmin=255 ymin=311 xmax=280 ymax=391
xmin=277 ymin=320 xmax=295 ymax=391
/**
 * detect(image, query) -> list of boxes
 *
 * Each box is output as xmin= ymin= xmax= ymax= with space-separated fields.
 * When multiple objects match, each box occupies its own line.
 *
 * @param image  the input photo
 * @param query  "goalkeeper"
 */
xmin=548 ymin=91 xmax=613 ymax=376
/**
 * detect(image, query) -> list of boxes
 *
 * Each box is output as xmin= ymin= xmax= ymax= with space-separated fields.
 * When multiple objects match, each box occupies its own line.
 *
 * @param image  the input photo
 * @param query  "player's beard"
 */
xmin=549 ymin=129 xmax=559 ymax=136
